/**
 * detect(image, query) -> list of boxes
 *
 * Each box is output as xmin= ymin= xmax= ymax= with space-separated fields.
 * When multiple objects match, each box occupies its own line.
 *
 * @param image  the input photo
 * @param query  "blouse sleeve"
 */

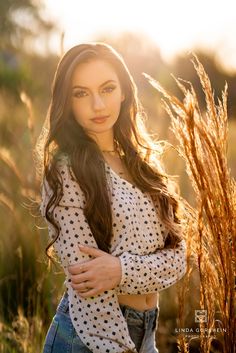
xmin=40 ymin=157 xmax=137 ymax=353
xmin=115 ymin=239 xmax=187 ymax=295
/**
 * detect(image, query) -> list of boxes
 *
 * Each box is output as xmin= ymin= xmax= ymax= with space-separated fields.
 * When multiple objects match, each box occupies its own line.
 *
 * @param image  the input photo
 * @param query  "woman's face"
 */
xmin=71 ymin=59 xmax=125 ymax=137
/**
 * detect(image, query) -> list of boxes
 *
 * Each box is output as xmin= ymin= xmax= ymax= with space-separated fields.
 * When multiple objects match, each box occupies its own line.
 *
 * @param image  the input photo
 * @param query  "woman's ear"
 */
xmin=121 ymin=93 xmax=125 ymax=102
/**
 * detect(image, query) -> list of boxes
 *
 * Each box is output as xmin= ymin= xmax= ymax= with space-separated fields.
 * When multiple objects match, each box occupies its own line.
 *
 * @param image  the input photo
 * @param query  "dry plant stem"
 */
xmin=143 ymin=56 xmax=236 ymax=353
xmin=176 ymin=245 xmax=193 ymax=353
xmin=20 ymin=91 xmax=37 ymax=187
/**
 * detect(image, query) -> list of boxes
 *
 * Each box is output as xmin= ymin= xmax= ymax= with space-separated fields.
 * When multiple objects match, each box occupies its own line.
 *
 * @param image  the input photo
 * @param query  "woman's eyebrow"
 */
xmin=72 ymin=79 xmax=117 ymax=90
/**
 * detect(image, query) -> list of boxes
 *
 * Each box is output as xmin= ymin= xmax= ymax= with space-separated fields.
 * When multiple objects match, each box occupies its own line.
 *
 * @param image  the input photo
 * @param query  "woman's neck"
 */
xmin=88 ymin=130 xmax=116 ymax=152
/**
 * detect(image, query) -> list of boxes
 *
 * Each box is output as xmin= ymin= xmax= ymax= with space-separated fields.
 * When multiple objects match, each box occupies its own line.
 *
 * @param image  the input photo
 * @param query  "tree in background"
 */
xmin=0 ymin=0 xmax=54 ymax=50
xmin=0 ymin=0 xmax=56 ymax=96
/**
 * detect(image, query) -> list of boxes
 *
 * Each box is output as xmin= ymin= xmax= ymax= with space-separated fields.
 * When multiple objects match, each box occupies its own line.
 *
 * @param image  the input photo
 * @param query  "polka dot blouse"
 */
xmin=40 ymin=154 xmax=187 ymax=353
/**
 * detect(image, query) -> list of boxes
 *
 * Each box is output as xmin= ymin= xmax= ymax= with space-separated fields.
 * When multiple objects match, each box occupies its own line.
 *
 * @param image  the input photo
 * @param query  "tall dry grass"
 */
xmin=0 ymin=92 xmax=63 ymax=353
xmin=144 ymin=55 xmax=235 ymax=353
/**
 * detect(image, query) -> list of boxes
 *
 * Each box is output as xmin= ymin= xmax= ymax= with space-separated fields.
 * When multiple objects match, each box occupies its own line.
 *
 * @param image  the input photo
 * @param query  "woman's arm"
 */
xmin=68 ymin=240 xmax=187 ymax=297
xmin=115 ymin=239 xmax=187 ymax=295
xmin=40 ymin=158 xmax=137 ymax=353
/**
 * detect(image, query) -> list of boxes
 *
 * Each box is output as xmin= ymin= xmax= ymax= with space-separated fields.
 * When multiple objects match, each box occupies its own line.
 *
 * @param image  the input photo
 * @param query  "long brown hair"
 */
xmin=40 ymin=42 xmax=184 ymax=258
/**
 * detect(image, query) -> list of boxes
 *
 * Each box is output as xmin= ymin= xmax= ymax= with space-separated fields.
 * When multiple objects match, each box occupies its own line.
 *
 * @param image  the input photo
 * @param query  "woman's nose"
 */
xmin=92 ymin=94 xmax=106 ymax=111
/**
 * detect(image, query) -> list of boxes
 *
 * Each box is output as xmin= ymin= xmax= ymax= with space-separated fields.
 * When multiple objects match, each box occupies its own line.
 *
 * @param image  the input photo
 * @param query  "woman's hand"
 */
xmin=67 ymin=245 xmax=122 ymax=298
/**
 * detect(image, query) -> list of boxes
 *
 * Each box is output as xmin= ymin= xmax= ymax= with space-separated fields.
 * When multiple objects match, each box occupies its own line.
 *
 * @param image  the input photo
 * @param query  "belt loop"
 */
xmin=124 ymin=307 xmax=130 ymax=320
xmin=144 ymin=311 xmax=149 ymax=329
xmin=120 ymin=305 xmax=129 ymax=320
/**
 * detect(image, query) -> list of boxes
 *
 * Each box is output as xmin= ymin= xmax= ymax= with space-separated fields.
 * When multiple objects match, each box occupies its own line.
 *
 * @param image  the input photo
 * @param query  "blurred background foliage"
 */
xmin=0 ymin=1 xmax=235 ymax=352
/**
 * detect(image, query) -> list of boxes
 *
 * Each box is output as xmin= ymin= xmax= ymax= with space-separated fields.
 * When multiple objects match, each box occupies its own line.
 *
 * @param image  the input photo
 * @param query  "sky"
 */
xmin=43 ymin=0 xmax=236 ymax=72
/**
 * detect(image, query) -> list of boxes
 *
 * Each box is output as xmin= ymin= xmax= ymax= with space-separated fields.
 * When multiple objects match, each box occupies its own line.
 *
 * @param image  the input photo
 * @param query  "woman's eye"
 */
xmin=103 ymin=86 xmax=116 ymax=93
xmin=73 ymin=90 xmax=87 ymax=98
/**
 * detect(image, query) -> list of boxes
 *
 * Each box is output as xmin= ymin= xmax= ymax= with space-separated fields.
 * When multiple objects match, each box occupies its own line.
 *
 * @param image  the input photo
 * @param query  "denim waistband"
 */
xmin=57 ymin=291 xmax=158 ymax=327
xmin=119 ymin=303 xmax=158 ymax=330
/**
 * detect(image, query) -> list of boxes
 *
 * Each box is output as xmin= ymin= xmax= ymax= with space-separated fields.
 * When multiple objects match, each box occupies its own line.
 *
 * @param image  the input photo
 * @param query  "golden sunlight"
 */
xmin=44 ymin=0 xmax=236 ymax=70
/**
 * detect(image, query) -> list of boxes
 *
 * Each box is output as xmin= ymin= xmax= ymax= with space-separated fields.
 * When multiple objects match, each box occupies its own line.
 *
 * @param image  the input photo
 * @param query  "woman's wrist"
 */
xmin=114 ymin=256 xmax=122 ymax=286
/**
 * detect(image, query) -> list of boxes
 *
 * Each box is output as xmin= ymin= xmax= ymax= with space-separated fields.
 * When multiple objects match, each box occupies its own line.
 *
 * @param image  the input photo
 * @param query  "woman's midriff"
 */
xmin=117 ymin=293 xmax=159 ymax=311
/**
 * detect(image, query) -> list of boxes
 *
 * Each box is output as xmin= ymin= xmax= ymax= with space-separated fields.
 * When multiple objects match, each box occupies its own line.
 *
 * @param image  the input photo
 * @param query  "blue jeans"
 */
xmin=42 ymin=292 xmax=159 ymax=353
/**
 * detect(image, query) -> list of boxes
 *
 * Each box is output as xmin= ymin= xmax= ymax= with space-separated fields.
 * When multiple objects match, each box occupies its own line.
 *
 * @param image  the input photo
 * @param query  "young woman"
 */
xmin=39 ymin=42 xmax=187 ymax=353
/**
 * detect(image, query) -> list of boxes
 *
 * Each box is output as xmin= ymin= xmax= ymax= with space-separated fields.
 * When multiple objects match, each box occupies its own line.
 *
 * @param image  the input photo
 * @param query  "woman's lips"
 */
xmin=90 ymin=116 xmax=109 ymax=124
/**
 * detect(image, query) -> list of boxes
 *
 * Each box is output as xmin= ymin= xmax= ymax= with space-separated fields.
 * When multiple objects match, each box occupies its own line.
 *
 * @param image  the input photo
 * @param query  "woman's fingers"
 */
xmin=78 ymin=288 xmax=98 ymax=298
xmin=70 ymin=272 xmax=88 ymax=284
xmin=71 ymin=280 xmax=99 ymax=297
xmin=71 ymin=281 xmax=91 ymax=291
xmin=68 ymin=261 xmax=88 ymax=275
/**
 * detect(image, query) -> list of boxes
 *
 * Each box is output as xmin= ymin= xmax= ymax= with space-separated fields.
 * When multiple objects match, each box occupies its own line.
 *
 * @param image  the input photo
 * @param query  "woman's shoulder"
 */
xmin=55 ymin=151 xmax=71 ymax=166
xmin=53 ymin=152 xmax=74 ymax=176
xmin=51 ymin=152 xmax=75 ymax=184
xmin=54 ymin=152 xmax=85 ymax=206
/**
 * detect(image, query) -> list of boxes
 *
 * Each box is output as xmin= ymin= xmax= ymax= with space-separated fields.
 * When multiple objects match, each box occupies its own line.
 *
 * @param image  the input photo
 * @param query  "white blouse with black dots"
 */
xmin=40 ymin=154 xmax=187 ymax=353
